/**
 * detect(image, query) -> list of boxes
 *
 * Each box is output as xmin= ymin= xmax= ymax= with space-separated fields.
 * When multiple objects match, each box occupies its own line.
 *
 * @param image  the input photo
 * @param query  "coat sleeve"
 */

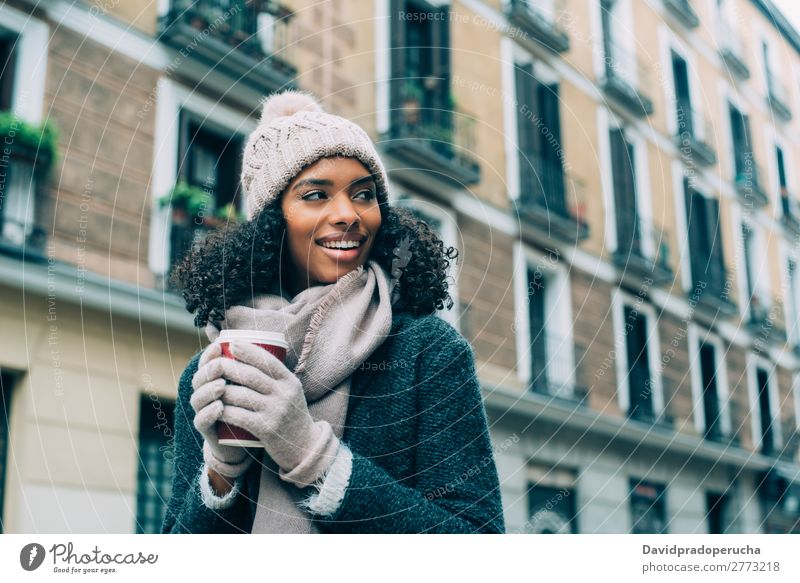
xmin=161 ymin=352 xmax=252 ymax=534
xmin=309 ymin=331 xmax=506 ymax=533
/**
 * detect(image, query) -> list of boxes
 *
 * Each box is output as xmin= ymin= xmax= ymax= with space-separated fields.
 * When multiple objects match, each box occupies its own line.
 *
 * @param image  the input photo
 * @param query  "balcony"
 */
xmin=688 ymin=258 xmax=738 ymax=318
xmin=516 ymin=152 xmax=589 ymax=244
xmin=157 ymin=0 xmax=297 ymax=92
xmin=0 ymin=149 xmax=49 ymax=263
xmin=663 ymin=0 xmax=700 ymax=29
xmin=627 ymin=401 xmax=674 ymax=430
xmin=675 ymin=104 xmax=716 ymax=167
xmin=506 ymin=0 xmax=570 ymax=54
xmin=767 ymin=72 xmax=792 ymax=121
xmin=705 ymin=398 xmax=742 ymax=447
xmin=734 ymin=158 xmax=769 ymax=208
xmin=746 ymin=293 xmax=785 ymax=345
xmin=718 ymin=19 xmax=750 ymax=80
xmin=613 ymin=216 xmax=673 ymax=286
xmin=383 ymin=80 xmax=480 ymax=186
xmin=779 ymin=424 xmax=800 ymax=464
xmin=601 ymin=40 xmax=654 ymax=117
xmin=528 ymin=332 xmax=589 ymax=407
xmin=780 ymin=188 xmax=800 ymax=238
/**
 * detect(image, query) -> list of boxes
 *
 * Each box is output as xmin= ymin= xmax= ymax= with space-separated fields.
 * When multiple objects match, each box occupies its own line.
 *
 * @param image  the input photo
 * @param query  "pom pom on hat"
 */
xmin=259 ymin=90 xmax=324 ymax=125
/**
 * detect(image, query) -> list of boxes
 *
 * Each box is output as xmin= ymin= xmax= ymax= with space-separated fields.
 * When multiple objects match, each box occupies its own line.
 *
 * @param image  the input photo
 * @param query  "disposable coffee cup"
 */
xmin=216 ymin=329 xmax=288 ymax=447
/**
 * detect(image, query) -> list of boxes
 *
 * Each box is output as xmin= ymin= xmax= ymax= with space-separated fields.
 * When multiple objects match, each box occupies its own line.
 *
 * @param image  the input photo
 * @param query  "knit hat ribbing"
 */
xmin=241 ymin=90 xmax=390 ymax=220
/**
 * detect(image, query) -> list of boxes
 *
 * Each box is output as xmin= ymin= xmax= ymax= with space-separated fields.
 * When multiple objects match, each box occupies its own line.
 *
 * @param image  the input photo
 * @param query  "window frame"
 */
xmin=612 ymin=288 xmax=665 ymax=419
xmin=746 ymin=354 xmax=782 ymax=454
xmin=514 ymin=241 xmax=577 ymax=398
xmin=687 ymin=323 xmax=732 ymax=439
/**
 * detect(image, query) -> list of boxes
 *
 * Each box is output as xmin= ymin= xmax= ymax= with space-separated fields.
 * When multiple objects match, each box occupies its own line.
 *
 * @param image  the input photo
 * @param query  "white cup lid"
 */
xmin=218 ymin=329 xmax=288 ymax=349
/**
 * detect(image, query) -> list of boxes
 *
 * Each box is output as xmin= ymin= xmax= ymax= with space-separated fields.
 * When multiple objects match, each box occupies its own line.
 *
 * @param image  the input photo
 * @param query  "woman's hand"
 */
xmin=199 ymin=340 xmax=340 ymax=487
xmin=190 ymin=341 xmax=256 ymax=480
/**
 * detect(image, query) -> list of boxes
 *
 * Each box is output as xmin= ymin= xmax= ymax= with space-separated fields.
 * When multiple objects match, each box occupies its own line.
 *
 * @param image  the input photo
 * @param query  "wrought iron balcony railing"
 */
xmin=601 ymin=39 xmax=654 ymax=117
xmin=157 ymin=0 xmax=297 ymax=91
xmin=674 ymin=104 xmax=717 ymax=166
xmin=506 ymin=0 xmax=570 ymax=53
xmin=517 ymin=151 xmax=589 ymax=242
xmin=718 ymin=18 xmax=750 ymax=79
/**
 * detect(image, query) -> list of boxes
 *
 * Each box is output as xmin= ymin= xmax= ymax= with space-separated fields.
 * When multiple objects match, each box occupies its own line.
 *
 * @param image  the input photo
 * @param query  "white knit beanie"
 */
xmin=241 ymin=90 xmax=390 ymax=220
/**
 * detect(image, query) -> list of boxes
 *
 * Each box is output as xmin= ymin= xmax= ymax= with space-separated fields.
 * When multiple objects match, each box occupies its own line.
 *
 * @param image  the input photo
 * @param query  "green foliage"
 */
xmin=0 ymin=111 xmax=59 ymax=176
xmin=159 ymin=181 xmax=214 ymax=218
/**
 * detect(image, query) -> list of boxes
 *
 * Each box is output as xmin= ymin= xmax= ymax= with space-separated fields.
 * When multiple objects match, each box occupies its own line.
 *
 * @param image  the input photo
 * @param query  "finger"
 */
xmin=192 ymin=357 xmax=226 ymax=390
xmin=219 ymin=404 xmax=267 ymax=437
xmin=193 ymin=399 xmax=223 ymax=435
xmin=198 ymin=341 xmax=223 ymax=369
xmin=229 ymin=341 xmax=292 ymax=382
xmin=215 ymin=357 xmax=277 ymax=396
xmin=221 ymin=384 xmax=273 ymax=411
xmin=190 ymin=378 xmax=227 ymax=413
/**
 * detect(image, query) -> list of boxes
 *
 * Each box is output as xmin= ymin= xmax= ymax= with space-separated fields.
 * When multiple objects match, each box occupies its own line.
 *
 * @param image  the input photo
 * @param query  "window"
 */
xmin=623 ymin=304 xmax=655 ymax=421
xmin=609 ymin=127 xmax=651 ymax=260
xmin=390 ymin=0 xmax=451 ymax=145
xmin=740 ymin=220 xmax=771 ymax=323
xmin=524 ymin=262 xmax=577 ymax=399
xmin=0 ymin=34 xmax=15 ymax=111
xmin=0 ymin=371 xmax=13 ymax=534
xmin=755 ymin=366 xmax=777 ymax=455
xmin=671 ymin=51 xmax=693 ymax=137
xmin=699 ymin=343 xmax=723 ymax=440
xmin=601 ymin=0 xmax=635 ymax=85
xmin=776 ymin=145 xmax=797 ymax=225
xmin=706 ymin=491 xmax=734 ymax=533
xmin=630 ymin=478 xmax=667 ymax=533
xmin=786 ymin=260 xmax=800 ymax=344
xmin=169 ymin=110 xmax=245 ymax=273
xmin=135 ymin=394 xmax=175 ymax=534
xmin=728 ymin=103 xmax=766 ymax=204
xmin=514 ymin=61 xmax=565 ymax=214
xmin=684 ymin=180 xmax=728 ymax=297
xmin=528 ymin=267 xmax=548 ymax=392
xmin=0 ymin=31 xmax=31 ymax=250
xmin=729 ymin=104 xmax=752 ymax=181
xmin=525 ymin=464 xmax=577 ymax=534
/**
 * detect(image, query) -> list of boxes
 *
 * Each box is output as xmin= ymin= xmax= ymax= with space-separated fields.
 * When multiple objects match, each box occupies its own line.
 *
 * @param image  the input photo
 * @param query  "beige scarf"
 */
xmin=204 ymin=260 xmax=394 ymax=533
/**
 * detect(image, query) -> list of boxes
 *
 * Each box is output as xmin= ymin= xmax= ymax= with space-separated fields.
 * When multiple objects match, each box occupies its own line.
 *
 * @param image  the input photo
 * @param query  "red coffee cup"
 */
xmin=216 ymin=329 xmax=288 ymax=447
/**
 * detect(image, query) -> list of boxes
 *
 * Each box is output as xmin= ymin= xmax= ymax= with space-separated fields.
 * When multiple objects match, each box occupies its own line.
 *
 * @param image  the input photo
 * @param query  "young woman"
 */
xmin=161 ymin=90 xmax=505 ymax=534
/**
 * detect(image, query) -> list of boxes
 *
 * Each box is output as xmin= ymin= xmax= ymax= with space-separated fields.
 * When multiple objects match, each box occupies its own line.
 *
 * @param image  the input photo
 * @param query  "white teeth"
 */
xmin=320 ymin=240 xmax=361 ymax=249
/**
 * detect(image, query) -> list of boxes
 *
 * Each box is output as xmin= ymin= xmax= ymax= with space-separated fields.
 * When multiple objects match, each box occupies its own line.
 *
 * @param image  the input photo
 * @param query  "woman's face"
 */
xmin=280 ymin=156 xmax=382 ymax=293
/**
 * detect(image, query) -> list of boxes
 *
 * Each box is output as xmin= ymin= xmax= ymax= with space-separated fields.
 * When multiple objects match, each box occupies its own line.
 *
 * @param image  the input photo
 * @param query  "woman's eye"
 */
xmin=301 ymin=191 xmax=326 ymax=201
xmin=355 ymin=189 xmax=376 ymax=200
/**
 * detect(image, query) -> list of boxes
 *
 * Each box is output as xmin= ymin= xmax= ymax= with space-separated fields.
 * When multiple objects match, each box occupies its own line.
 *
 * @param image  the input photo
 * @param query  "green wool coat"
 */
xmin=161 ymin=311 xmax=506 ymax=534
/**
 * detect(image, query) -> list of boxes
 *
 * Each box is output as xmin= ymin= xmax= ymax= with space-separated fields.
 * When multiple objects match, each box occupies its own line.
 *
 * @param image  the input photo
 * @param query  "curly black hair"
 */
xmin=171 ymin=200 xmax=459 ymax=329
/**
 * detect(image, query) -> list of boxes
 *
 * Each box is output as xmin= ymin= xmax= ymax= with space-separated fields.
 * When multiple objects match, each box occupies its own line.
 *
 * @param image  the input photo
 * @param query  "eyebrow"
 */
xmin=292 ymin=175 xmax=376 ymax=191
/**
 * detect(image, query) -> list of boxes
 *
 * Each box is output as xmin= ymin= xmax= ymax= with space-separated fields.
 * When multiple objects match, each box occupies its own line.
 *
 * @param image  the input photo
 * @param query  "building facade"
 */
xmin=0 ymin=0 xmax=798 ymax=533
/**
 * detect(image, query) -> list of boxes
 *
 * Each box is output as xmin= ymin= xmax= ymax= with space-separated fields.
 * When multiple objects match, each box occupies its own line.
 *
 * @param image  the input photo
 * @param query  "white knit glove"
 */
xmin=190 ymin=341 xmax=256 ymax=479
xmin=197 ymin=340 xmax=341 ymax=487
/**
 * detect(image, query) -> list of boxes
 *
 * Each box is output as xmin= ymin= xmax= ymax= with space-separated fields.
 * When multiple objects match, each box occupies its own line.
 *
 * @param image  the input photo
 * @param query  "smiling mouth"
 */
xmin=315 ymin=238 xmax=365 ymax=260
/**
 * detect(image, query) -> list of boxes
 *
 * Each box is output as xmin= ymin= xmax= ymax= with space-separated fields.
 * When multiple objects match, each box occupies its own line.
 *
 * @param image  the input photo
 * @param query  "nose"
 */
xmin=327 ymin=192 xmax=360 ymax=227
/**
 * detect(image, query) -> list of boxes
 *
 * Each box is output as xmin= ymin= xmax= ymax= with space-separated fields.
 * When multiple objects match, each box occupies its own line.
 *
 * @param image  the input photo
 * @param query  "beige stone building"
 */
xmin=0 ymin=0 xmax=798 ymax=533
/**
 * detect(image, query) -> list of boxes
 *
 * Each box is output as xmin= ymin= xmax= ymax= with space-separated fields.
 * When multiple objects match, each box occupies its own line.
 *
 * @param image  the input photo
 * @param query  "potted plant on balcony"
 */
xmin=401 ymin=81 xmax=424 ymax=126
xmin=0 ymin=111 xmax=59 ymax=177
xmin=159 ymin=181 xmax=215 ymax=227
xmin=214 ymin=202 xmax=246 ymax=224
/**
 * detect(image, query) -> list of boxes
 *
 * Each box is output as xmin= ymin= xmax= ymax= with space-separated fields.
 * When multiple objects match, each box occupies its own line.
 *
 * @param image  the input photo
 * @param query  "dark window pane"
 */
xmin=527 ymin=483 xmax=576 ymax=533
xmin=135 ymin=394 xmax=176 ymax=534
xmin=0 ymin=372 xmax=13 ymax=534
xmin=630 ymin=478 xmax=667 ymax=533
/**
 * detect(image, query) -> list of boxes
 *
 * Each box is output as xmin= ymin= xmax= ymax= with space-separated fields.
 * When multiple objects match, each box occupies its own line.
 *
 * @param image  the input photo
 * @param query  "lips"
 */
xmin=315 ymin=237 xmax=365 ymax=262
